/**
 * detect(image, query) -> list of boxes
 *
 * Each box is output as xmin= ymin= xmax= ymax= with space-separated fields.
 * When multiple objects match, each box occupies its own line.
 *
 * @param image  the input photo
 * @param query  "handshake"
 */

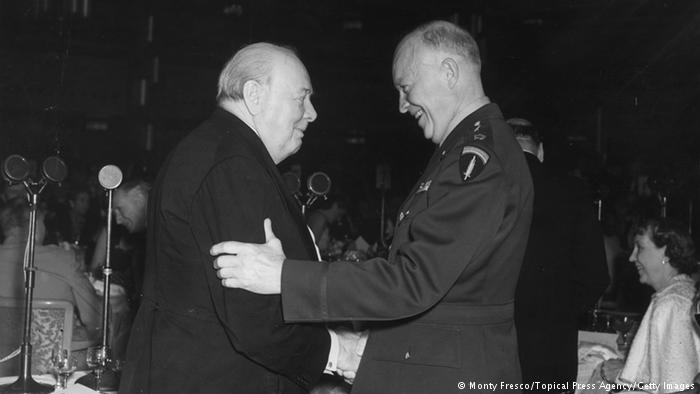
xmin=335 ymin=328 xmax=368 ymax=384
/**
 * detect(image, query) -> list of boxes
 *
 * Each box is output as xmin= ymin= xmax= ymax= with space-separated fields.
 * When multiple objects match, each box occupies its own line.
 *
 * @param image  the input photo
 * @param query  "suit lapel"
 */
xmin=218 ymin=109 xmax=317 ymax=260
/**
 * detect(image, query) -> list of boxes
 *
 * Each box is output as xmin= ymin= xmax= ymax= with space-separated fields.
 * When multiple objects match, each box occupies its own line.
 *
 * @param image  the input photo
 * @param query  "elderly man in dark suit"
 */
xmin=508 ymin=118 xmax=609 ymax=392
xmin=119 ymin=43 xmax=361 ymax=394
xmin=211 ymin=21 xmax=534 ymax=393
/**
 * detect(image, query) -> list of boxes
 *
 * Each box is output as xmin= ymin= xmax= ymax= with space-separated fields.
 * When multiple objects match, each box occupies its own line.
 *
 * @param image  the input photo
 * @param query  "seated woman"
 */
xmin=597 ymin=217 xmax=700 ymax=393
xmin=0 ymin=197 xmax=101 ymax=352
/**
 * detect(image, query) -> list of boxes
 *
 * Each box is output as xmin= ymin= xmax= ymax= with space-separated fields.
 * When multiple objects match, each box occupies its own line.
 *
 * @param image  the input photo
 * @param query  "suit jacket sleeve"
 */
xmin=190 ymin=157 xmax=329 ymax=387
xmin=38 ymin=248 xmax=102 ymax=330
xmin=282 ymin=148 xmax=512 ymax=322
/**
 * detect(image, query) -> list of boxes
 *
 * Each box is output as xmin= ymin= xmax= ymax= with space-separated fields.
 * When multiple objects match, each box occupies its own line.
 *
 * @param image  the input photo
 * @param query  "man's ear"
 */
xmin=242 ymin=80 xmax=264 ymax=115
xmin=441 ymin=57 xmax=459 ymax=89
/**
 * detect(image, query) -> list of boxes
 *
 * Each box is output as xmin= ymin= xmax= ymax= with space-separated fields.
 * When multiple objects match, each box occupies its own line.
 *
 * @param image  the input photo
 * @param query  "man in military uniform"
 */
xmin=210 ymin=21 xmax=533 ymax=394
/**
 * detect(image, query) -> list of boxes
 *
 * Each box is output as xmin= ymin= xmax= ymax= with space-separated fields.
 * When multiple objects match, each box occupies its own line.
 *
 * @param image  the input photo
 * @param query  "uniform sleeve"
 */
xmin=190 ymin=157 xmax=330 ymax=389
xmin=282 ymin=149 xmax=511 ymax=321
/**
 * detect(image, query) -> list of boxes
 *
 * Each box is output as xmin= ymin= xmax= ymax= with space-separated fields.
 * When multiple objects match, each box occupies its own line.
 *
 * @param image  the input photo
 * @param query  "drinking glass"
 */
xmin=86 ymin=346 xmax=110 ymax=389
xmin=50 ymin=348 xmax=76 ymax=390
xmin=613 ymin=315 xmax=639 ymax=357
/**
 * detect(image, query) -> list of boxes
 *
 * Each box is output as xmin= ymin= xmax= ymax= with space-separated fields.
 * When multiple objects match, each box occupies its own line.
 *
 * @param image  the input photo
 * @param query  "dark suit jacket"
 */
xmin=119 ymin=108 xmax=330 ymax=394
xmin=282 ymin=104 xmax=534 ymax=393
xmin=515 ymin=153 xmax=609 ymax=389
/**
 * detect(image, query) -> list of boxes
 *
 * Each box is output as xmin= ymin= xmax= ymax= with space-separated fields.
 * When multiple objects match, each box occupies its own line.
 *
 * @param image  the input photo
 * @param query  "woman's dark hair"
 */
xmin=633 ymin=217 xmax=698 ymax=275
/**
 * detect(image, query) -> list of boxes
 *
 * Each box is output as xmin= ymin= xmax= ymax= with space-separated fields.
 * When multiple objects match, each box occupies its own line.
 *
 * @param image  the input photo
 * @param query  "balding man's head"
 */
xmin=217 ymin=43 xmax=297 ymax=103
xmin=217 ymin=42 xmax=317 ymax=164
xmin=113 ymin=180 xmax=151 ymax=233
xmin=392 ymin=21 xmax=487 ymax=145
xmin=393 ymin=20 xmax=481 ymax=77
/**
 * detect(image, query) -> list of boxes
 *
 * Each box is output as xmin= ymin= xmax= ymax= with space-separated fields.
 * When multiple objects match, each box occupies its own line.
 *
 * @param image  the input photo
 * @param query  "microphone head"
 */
xmin=3 ymin=155 xmax=30 ymax=183
xmin=42 ymin=156 xmax=68 ymax=183
xmin=307 ymin=172 xmax=331 ymax=197
xmin=98 ymin=165 xmax=123 ymax=190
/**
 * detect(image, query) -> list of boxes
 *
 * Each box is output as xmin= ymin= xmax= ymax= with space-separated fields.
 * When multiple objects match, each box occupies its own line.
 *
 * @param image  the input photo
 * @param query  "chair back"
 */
xmin=0 ymin=297 xmax=74 ymax=376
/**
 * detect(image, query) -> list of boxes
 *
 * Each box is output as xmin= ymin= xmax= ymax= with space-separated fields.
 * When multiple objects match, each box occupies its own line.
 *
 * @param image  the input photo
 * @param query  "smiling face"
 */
xmin=628 ymin=229 xmax=669 ymax=290
xmin=113 ymin=188 xmax=147 ymax=233
xmin=393 ymin=41 xmax=454 ymax=145
xmin=254 ymin=54 xmax=317 ymax=164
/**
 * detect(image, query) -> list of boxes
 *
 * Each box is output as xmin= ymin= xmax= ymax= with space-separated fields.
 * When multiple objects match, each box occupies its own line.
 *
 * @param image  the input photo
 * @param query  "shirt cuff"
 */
xmin=324 ymin=328 xmax=339 ymax=374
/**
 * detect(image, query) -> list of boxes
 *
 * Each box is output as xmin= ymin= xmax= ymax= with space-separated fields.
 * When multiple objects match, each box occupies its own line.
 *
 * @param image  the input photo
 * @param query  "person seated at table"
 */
xmin=0 ymin=197 xmax=102 ymax=350
xmin=307 ymin=194 xmax=348 ymax=240
xmin=45 ymin=185 xmax=99 ymax=247
xmin=595 ymin=217 xmax=700 ymax=393
xmin=306 ymin=193 xmax=348 ymax=258
xmin=89 ymin=179 xmax=149 ymax=312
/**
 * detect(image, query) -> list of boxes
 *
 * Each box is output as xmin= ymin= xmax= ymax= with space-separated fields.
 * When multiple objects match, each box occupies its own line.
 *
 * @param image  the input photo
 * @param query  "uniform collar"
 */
xmin=437 ymin=103 xmax=503 ymax=154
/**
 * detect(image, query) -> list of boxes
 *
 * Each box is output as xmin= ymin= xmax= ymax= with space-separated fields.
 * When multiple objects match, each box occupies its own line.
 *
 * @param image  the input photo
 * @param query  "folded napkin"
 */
xmin=578 ymin=341 xmax=619 ymax=363
xmin=89 ymin=279 xmax=126 ymax=297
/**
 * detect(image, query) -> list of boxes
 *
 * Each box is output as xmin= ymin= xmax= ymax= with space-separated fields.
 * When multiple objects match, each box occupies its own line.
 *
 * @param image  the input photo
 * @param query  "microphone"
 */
xmin=2 ymin=154 xmax=30 ymax=183
xmin=307 ymin=172 xmax=331 ymax=197
xmin=75 ymin=164 xmax=124 ymax=392
xmin=41 ymin=156 xmax=68 ymax=183
xmin=98 ymin=165 xmax=123 ymax=190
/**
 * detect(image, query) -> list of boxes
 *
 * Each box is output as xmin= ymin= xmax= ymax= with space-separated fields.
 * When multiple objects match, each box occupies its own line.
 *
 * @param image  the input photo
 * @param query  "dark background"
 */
xmin=2 ymin=0 xmax=700 ymax=203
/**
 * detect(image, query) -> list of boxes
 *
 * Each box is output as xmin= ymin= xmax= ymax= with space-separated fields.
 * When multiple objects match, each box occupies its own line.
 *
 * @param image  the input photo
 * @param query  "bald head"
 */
xmin=393 ymin=20 xmax=482 ymax=77
xmin=392 ymin=21 xmax=488 ymax=145
xmin=217 ymin=43 xmax=298 ymax=103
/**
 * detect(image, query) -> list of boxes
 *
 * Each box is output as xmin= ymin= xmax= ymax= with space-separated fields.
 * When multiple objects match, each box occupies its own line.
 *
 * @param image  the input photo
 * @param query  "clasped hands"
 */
xmin=335 ymin=328 xmax=368 ymax=384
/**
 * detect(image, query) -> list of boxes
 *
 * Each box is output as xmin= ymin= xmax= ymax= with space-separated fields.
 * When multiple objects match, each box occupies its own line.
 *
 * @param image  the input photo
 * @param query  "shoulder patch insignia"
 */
xmin=460 ymin=146 xmax=490 ymax=182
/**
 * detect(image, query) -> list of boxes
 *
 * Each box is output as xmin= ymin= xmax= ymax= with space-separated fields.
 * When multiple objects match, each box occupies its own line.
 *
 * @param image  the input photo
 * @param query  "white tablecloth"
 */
xmin=0 ymin=371 xmax=105 ymax=394
xmin=577 ymin=330 xmax=621 ymax=394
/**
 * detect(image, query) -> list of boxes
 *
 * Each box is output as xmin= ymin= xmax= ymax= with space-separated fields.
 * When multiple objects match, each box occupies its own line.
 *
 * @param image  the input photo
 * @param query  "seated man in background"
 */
xmin=90 ymin=179 xmax=149 ymax=313
xmin=0 ymin=197 xmax=101 ymax=358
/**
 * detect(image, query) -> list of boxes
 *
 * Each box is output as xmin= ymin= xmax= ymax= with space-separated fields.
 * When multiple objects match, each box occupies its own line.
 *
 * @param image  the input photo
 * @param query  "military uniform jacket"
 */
xmin=119 ymin=108 xmax=330 ymax=394
xmin=282 ymin=103 xmax=534 ymax=393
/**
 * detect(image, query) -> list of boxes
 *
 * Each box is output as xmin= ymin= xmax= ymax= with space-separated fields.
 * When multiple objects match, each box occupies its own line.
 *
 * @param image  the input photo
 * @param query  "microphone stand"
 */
xmin=0 ymin=182 xmax=54 ymax=394
xmin=75 ymin=187 xmax=120 ymax=392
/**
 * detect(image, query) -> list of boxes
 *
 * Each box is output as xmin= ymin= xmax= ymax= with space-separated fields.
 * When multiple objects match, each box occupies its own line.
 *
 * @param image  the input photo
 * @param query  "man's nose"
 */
xmin=398 ymin=92 xmax=409 ymax=114
xmin=305 ymin=100 xmax=317 ymax=122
